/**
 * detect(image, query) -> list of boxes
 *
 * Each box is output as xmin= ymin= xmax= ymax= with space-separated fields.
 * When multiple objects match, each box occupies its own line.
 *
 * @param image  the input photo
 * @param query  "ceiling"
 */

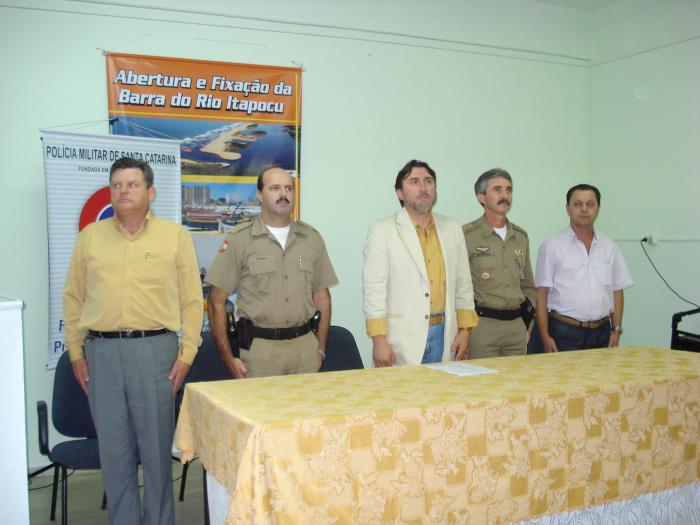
xmin=529 ymin=0 xmax=621 ymax=9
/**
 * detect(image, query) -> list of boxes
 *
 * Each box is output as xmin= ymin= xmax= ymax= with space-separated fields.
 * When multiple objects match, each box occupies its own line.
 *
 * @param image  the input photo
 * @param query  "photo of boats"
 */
xmin=181 ymin=181 xmax=260 ymax=233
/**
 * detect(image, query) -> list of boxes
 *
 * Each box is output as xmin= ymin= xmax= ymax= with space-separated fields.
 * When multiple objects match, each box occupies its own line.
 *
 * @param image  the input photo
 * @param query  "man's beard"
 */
xmin=407 ymin=194 xmax=436 ymax=215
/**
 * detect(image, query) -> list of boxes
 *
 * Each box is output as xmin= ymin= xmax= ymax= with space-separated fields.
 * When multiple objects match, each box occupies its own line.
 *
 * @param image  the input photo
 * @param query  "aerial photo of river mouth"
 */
xmin=110 ymin=116 xmax=299 ymax=176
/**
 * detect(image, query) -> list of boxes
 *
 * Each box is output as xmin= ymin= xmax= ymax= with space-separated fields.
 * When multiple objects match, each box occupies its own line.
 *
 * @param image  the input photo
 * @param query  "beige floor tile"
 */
xmin=29 ymin=460 xmax=206 ymax=525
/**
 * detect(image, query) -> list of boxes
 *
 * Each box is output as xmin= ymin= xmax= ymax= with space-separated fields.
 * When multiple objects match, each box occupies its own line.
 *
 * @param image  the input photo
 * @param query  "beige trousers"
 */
xmin=241 ymin=331 xmax=320 ymax=377
xmin=469 ymin=317 xmax=527 ymax=359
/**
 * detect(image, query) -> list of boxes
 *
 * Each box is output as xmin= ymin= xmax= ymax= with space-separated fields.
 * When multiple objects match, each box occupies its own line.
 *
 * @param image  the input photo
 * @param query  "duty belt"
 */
xmin=88 ymin=328 xmax=170 ymax=339
xmin=247 ymin=319 xmax=314 ymax=340
xmin=549 ymin=311 xmax=610 ymax=329
xmin=475 ymin=304 xmax=522 ymax=321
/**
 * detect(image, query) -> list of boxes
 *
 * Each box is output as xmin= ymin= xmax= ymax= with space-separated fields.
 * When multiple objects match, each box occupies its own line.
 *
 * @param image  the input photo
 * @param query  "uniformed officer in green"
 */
xmin=206 ymin=166 xmax=338 ymax=378
xmin=462 ymin=168 xmax=536 ymax=359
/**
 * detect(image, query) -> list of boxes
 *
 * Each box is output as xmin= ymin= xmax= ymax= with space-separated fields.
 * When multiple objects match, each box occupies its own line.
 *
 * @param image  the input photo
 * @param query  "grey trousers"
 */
xmin=84 ymin=332 xmax=178 ymax=525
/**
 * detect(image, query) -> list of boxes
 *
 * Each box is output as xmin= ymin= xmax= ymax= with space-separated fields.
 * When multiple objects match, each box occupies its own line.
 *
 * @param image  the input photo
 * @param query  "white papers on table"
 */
xmin=426 ymin=362 xmax=498 ymax=377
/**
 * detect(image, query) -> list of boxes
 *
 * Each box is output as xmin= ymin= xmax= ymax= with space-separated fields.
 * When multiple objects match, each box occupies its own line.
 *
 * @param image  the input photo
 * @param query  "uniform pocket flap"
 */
xmin=297 ymin=256 xmax=314 ymax=273
xmin=249 ymin=257 xmax=276 ymax=275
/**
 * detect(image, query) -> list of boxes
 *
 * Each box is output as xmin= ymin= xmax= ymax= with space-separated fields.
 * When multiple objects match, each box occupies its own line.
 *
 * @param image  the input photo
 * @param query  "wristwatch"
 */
xmin=611 ymin=325 xmax=623 ymax=334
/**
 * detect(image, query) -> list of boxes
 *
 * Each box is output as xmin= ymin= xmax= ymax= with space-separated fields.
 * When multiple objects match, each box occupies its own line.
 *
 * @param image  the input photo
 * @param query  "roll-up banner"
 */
xmin=42 ymin=130 xmax=181 ymax=368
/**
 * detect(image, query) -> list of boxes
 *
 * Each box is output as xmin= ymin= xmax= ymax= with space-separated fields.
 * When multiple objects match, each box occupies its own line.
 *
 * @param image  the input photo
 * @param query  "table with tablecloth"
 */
xmin=174 ymin=347 xmax=700 ymax=524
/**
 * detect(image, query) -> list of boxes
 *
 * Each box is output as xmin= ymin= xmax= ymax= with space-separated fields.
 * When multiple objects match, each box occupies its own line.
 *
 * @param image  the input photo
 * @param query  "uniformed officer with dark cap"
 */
xmin=206 ymin=166 xmax=338 ymax=378
xmin=462 ymin=168 xmax=536 ymax=359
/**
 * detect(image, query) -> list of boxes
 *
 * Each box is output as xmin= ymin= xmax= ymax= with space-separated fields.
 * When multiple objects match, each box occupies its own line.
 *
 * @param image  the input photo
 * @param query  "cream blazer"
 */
xmin=362 ymin=208 xmax=475 ymax=365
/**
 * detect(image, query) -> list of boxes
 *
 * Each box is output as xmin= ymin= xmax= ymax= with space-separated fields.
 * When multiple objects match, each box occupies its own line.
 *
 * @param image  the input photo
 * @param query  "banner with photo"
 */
xmin=105 ymin=52 xmax=302 ymax=270
xmin=42 ymin=130 xmax=181 ymax=368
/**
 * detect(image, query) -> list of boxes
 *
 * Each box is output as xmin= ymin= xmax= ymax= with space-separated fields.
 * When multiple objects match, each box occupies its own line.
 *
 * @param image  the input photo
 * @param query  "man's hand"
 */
xmin=229 ymin=357 xmax=249 ymax=379
xmin=372 ymin=336 xmax=396 ymax=367
xmin=608 ymin=331 xmax=621 ymax=348
xmin=71 ymin=358 xmax=90 ymax=396
xmin=168 ymin=358 xmax=192 ymax=396
xmin=451 ymin=329 xmax=469 ymax=361
xmin=316 ymin=352 xmax=323 ymax=371
xmin=542 ymin=333 xmax=558 ymax=353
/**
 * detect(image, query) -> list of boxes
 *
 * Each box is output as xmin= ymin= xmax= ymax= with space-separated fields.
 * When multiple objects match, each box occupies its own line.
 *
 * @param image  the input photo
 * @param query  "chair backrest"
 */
xmin=185 ymin=332 xmax=232 ymax=384
xmin=320 ymin=325 xmax=364 ymax=372
xmin=52 ymin=351 xmax=97 ymax=438
xmin=671 ymin=308 xmax=700 ymax=351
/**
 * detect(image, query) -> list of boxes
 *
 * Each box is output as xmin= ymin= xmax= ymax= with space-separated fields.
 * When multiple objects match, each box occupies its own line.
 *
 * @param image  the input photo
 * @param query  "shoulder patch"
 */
xmin=218 ymin=240 xmax=230 ymax=253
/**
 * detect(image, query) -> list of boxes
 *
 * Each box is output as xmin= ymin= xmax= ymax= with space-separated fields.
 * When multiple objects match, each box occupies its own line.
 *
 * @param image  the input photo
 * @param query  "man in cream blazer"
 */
xmin=363 ymin=160 xmax=479 ymax=366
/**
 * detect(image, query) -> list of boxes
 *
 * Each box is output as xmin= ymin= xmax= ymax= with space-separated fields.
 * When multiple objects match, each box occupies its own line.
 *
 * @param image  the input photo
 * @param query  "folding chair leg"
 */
xmin=60 ymin=465 xmax=68 ymax=525
xmin=50 ymin=464 xmax=59 ymax=521
xmin=179 ymin=461 xmax=190 ymax=501
xmin=203 ymin=466 xmax=210 ymax=525
xmin=28 ymin=463 xmax=55 ymax=478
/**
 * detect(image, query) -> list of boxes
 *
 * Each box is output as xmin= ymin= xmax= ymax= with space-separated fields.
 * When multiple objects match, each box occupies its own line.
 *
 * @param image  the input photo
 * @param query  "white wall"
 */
xmin=2 ymin=0 xmax=592 ymax=468
xmin=591 ymin=0 xmax=700 ymax=63
xmin=590 ymin=0 xmax=700 ymax=346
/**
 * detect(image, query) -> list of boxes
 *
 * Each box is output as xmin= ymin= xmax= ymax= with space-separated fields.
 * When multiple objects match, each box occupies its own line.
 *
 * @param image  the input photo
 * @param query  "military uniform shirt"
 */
xmin=205 ymin=216 xmax=338 ymax=328
xmin=462 ymin=215 xmax=536 ymax=310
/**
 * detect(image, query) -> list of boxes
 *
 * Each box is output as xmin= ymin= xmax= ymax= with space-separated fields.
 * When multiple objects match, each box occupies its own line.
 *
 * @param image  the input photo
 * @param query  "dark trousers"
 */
xmin=528 ymin=316 xmax=611 ymax=353
xmin=549 ymin=316 xmax=611 ymax=351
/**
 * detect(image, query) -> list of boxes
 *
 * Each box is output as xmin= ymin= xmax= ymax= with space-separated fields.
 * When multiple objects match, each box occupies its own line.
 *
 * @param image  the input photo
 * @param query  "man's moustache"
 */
xmin=498 ymin=199 xmax=511 ymax=205
xmin=276 ymin=198 xmax=290 ymax=204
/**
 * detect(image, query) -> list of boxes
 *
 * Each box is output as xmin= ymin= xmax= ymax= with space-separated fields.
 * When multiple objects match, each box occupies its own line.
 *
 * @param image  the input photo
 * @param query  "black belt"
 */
xmin=89 ymin=328 xmax=170 ymax=339
xmin=475 ymin=304 xmax=522 ymax=321
xmin=248 ymin=320 xmax=313 ymax=340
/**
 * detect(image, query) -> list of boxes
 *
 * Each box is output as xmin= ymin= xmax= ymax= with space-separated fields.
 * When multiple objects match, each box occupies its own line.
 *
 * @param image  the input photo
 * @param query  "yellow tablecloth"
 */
xmin=174 ymin=347 xmax=700 ymax=524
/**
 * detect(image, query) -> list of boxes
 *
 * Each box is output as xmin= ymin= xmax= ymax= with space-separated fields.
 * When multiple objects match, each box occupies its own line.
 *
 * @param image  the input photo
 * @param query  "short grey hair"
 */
xmin=474 ymin=168 xmax=512 ymax=195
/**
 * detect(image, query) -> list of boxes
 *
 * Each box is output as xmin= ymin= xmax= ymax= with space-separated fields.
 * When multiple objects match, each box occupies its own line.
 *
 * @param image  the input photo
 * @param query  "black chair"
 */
xmin=176 ymin=332 xmax=231 ymax=501
xmin=671 ymin=308 xmax=700 ymax=352
xmin=37 ymin=351 xmax=100 ymax=525
xmin=320 ymin=325 xmax=364 ymax=372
